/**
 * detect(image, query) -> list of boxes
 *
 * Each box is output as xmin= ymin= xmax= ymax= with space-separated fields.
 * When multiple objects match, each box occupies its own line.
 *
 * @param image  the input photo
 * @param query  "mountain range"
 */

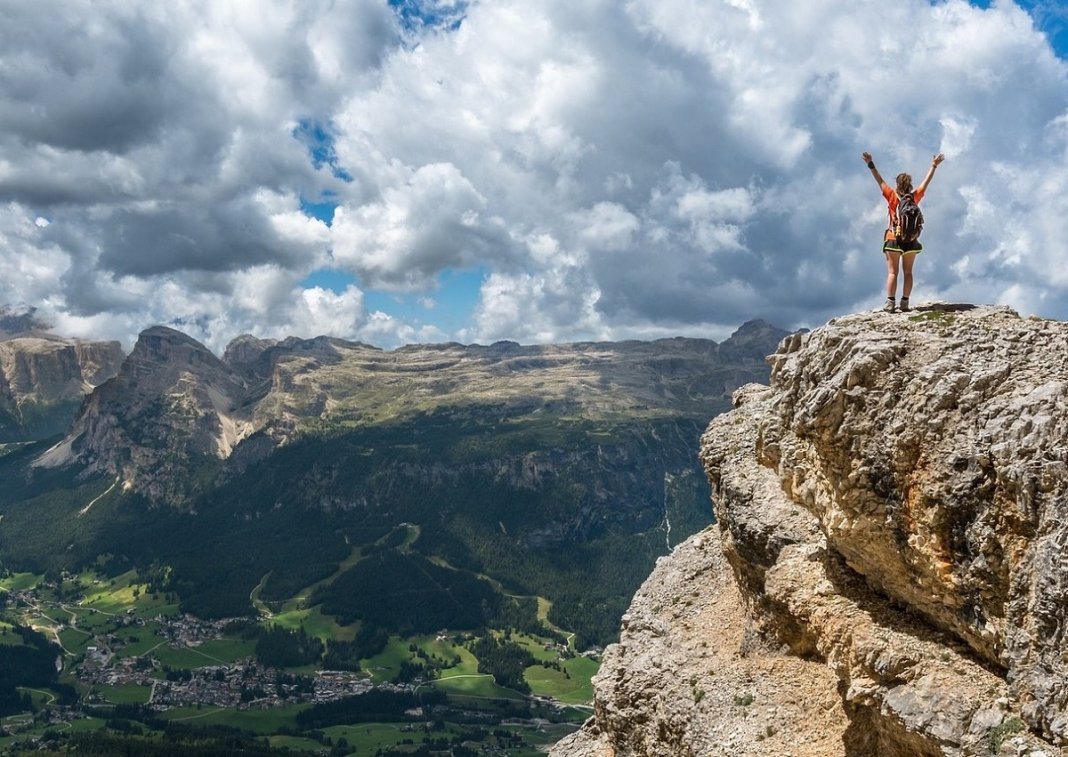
xmin=0 ymin=318 xmax=790 ymax=648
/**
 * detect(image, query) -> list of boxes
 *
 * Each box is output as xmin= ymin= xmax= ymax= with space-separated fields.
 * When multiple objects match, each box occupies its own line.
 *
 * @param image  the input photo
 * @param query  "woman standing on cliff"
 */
xmin=862 ymin=151 xmax=945 ymax=313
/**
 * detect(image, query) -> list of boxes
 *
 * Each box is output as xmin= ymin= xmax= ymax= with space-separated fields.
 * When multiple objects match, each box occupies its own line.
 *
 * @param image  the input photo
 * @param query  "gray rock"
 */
xmin=559 ymin=305 xmax=1068 ymax=756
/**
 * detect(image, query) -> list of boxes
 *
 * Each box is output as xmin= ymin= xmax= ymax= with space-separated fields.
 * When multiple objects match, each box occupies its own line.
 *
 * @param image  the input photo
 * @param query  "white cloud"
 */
xmin=1 ymin=0 xmax=1067 ymax=350
xmin=331 ymin=161 xmax=517 ymax=289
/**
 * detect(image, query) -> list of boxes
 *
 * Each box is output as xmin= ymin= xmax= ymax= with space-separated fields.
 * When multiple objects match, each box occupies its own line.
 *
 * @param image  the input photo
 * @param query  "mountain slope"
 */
xmin=0 ymin=320 xmax=789 ymax=647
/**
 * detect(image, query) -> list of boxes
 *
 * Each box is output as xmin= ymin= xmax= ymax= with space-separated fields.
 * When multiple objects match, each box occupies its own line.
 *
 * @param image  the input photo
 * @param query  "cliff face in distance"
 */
xmin=556 ymin=305 xmax=1068 ymax=756
xmin=0 ymin=314 xmax=124 ymax=442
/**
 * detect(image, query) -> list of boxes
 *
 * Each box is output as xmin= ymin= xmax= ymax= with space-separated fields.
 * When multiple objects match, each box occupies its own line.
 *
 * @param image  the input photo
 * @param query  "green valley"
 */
xmin=0 ymin=561 xmax=592 ymax=754
xmin=0 ymin=321 xmax=790 ymax=753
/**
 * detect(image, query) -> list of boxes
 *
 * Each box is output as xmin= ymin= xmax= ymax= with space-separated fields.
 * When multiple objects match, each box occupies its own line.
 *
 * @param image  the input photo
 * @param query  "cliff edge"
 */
xmin=554 ymin=304 xmax=1067 ymax=756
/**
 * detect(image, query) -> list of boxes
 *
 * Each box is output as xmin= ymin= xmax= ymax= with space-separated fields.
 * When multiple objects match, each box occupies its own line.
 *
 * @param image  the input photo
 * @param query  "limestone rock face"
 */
xmin=34 ymin=326 xmax=253 ymax=505
xmin=551 ymin=529 xmax=851 ymax=757
xmin=559 ymin=305 xmax=1068 ymax=756
xmin=0 ymin=333 xmax=123 ymax=442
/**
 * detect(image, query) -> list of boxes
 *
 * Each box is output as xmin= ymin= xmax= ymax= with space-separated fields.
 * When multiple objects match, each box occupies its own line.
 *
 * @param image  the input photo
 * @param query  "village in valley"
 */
xmin=0 ymin=569 xmax=595 ymax=754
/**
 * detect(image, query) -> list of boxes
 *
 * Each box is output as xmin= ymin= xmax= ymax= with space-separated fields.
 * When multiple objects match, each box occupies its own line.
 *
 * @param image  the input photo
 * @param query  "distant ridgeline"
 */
xmin=0 ymin=320 xmax=789 ymax=648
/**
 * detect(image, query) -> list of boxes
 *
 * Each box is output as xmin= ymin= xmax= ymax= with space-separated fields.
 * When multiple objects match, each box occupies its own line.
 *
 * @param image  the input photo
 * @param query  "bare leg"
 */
xmin=885 ymin=251 xmax=901 ymax=299
xmin=901 ymin=252 xmax=917 ymax=298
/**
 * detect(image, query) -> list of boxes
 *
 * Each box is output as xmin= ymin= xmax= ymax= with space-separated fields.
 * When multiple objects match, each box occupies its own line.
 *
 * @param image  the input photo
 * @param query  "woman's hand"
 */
xmin=932 ymin=153 xmax=945 ymax=166
xmin=862 ymin=151 xmax=873 ymax=163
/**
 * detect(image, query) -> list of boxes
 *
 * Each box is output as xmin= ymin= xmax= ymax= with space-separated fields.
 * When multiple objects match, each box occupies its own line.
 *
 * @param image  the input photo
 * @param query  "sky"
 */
xmin=1 ymin=0 xmax=1067 ymax=352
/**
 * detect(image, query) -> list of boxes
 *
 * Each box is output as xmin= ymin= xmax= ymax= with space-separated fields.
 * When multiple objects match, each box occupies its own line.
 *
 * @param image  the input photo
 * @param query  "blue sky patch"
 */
xmin=299 ymin=193 xmax=338 ymax=227
xmin=300 ymin=268 xmax=357 ymax=293
xmin=301 ymin=266 xmax=485 ymax=340
xmin=293 ymin=119 xmax=353 ymax=182
xmin=389 ymin=0 xmax=468 ymax=33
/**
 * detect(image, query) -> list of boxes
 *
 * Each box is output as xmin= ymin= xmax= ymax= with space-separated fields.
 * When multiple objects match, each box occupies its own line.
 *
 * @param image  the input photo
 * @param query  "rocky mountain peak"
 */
xmin=557 ymin=304 xmax=1068 ymax=756
xmin=0 ymin=306 xmax=51 ymax=338
xmin=34 ymin=326 xmax=253 ymax=505
xmin=0 ymin=316 xmax=124 ymax=442
xmin=716 ymin=317 xmax=797 ymax=363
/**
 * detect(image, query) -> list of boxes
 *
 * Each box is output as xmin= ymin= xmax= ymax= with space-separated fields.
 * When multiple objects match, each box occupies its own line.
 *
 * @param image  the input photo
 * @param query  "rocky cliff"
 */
xmin=0 ymin=330 xmax=124 ymax=443
xmin=555 ymin=305 xmax=1067 ymax=757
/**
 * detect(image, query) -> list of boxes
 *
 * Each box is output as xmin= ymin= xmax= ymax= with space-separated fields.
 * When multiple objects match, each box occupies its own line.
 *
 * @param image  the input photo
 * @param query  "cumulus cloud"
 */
xmin=1 ymin=0 xmax=1067 ymax=350
xmin=331 ymin=162 xmax=519 ymax=289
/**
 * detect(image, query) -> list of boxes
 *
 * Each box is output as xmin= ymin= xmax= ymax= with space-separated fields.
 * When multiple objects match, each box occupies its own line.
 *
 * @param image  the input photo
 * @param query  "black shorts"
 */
xmin=883 ymin=236 xmax=923 ymax=254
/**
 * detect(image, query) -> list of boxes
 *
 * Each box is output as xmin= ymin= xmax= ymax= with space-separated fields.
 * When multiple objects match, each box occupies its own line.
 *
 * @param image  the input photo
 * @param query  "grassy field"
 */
xmin=524 ymin=655 xmax=598 ymax=703
xmin=511 ymin=631 xmax=562 ymax=663
xmin=69 ymin=606 xmax=120 ymax=632
xmin=267 ymin=734 xmax=326 ymax=752
xmin=430 ymin=672 xmax=527 ymax=701
xmin=94 ymin=682 xmax=153 ymax=705
xmin=152 ymin=644 xmax=224 ymax=669
xmin=360 ymin=631 xmax=594 ymax=705
xmin=360 ymin=635 xmax=414 ymax=684
xmin=0 ymin=621 xmax=25 ymax=646
xmin=322 ymin=722 xmax=438 ymax=753
xmin=112 ymin=622 xmax=167 ymax=658
xmin=161 ymin=704 xmax=308 ymax=733
xmin=57 ymin=626 xmax=95 ymax=656
xmin=416 ymin=635 xmax=479 ymax=675
xmin=270 ymin=605 xmax=357 ymax=644
xmin=0 ymin=572 xmax=41 ymax=592
xmin=80 ymin=571 xmax=178 ymax=619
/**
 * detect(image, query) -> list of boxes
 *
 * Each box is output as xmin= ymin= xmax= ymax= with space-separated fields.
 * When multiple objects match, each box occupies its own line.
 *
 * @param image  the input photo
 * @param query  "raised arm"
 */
xmin=916 ymin=153 xmax=945 ymax=195
xmin=861 ymin=151 xmax=887 ymax=188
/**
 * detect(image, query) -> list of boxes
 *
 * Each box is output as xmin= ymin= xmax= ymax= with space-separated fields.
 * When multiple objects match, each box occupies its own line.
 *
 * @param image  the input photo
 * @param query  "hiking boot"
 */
xmin=882 ymin=298 xmax=895 ymax=313
xmin=899 ymin=297 xmax=910 ymax=312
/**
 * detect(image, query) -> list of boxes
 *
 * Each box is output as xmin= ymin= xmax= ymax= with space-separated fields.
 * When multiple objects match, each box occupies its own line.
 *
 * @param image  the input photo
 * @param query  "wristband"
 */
xmin=866 ymin=161 xmax=875 ymax=170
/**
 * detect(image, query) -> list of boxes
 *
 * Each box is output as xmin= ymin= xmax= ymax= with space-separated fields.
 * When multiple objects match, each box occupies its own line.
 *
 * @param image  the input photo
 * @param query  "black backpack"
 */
xmin=896 ymin=193 xmax=924 ymax=242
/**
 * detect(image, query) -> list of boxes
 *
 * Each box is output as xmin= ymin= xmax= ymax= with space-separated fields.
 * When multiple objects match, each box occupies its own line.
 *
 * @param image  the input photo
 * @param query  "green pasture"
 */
xmin=0 ymin=622 xmax=26 ymax=646
xmin=57 ymin=626 xmax=94 ymax=655
xmin=322 ymin=722 xmax=438 ymax=753
xmin=152 ymin=643 xmax=227 ymax=669
xmin=0 ymin=572 xmax=41 ymax=592
xmin=523 ymin=657 xmax=597 ymax=704
xmin=415 ymin=635 xmax=478 ymax=675
xmin=144 ymin=635 xmax=254 ymax=668
xmin=267 ymin=734 xmax=326 ymax=752
xmin=112 ymin=623 xmax=166 ymax=657
xmin=510 ymin=631 xmax=561 ymax=663
xmin=82 ymin=577 xmax=176 ymax=619
xmin=95 ymin=682 xmax=152 ymax=705
xmin=195 ymin=636 xmax=256 ymax=662
xmin=66 ymin=716 xmax=108 ymax=733
xmin=37 ymin=606 xmax=70 ymax=625
xmin=429 ymin=672 xmax=525 ymax=701
xmin=68 ymin=606 xmax=119 ymax=632
xmin=270 ymin=605 xmax=356 ymax=644
xmin=360 ymin=635 xmax=414 ymax=684
xmin=161 ymin=704 xmax=307 ymax=733
xmin=362 ymin=633 xmax=482 ymax=684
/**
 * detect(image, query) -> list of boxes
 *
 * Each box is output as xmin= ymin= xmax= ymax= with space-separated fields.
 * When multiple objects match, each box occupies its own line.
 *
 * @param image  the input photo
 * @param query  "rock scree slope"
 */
xmin=554 ymin=304 xmax=1068 ymax=756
